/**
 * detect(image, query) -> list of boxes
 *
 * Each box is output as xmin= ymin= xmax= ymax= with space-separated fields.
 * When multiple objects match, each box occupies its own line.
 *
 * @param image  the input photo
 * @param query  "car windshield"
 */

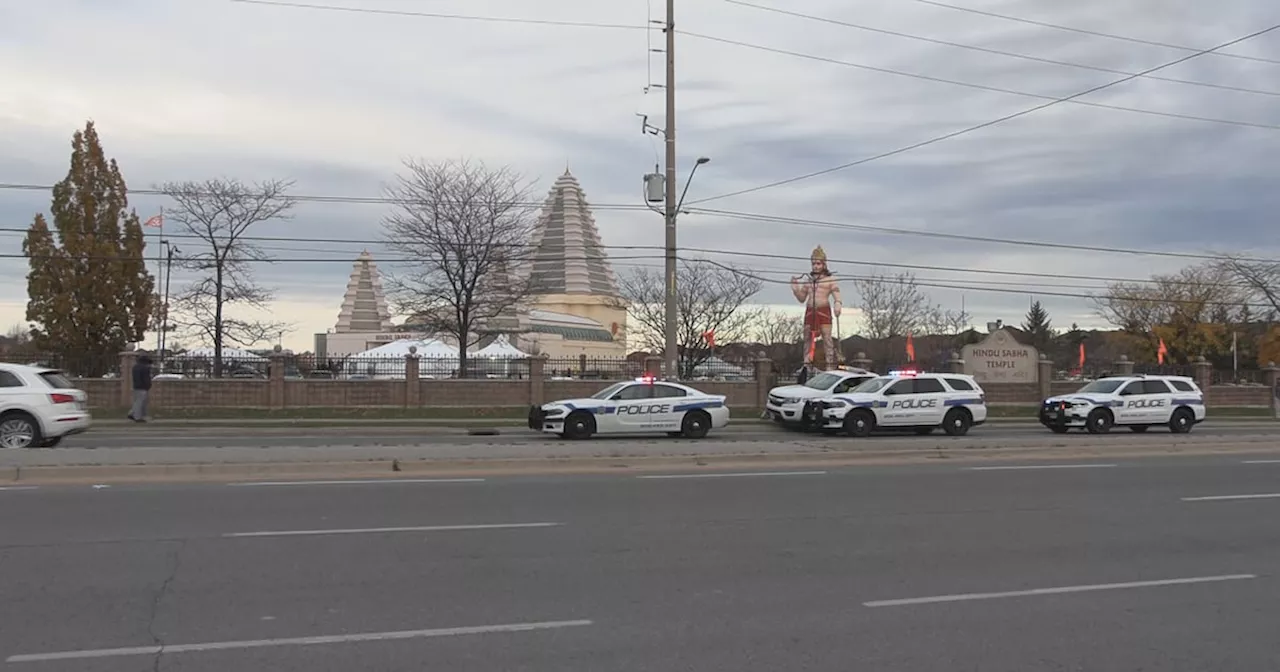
xmin=804 ymin=372 xmax=843 ymax=390
xmin=1075 ymin=379 xmax=1125 ymax=394
xmin=591 ymin=382 xmax=629 ymax=400
xmin=851 ymin=376 xmax=892 ymax=393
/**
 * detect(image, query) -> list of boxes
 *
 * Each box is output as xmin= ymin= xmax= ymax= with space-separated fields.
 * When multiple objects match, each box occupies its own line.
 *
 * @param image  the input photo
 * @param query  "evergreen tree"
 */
xmin=23 ymin=121 xmax=154 ymax=377
xmin=1021 ymin=299 xmax=1054 ymax=351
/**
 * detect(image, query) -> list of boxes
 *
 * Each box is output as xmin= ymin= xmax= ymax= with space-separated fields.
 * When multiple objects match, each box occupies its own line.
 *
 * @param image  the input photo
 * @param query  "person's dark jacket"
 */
xmin=132 ymin=356 xmax=153 ymax=391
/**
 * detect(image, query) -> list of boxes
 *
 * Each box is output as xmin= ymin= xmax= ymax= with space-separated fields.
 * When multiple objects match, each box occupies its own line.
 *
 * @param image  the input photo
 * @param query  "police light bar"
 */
xmin=636 ymin=376 xmax=657 ymax=384
xmin=888 ymin=369 xmax=919 ymax=376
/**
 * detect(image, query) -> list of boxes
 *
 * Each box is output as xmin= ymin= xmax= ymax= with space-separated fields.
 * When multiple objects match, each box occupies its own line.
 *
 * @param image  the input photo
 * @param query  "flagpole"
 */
xmin=153 ymin=207 xmax=165 ymax=355
xmin=1233 ymin=331 xmax=1238 ymax=377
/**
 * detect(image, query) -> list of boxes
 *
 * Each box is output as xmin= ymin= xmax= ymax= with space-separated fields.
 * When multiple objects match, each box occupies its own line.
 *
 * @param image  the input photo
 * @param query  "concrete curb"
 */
xmin=9 ymin=441 xmax=1280 ymax=485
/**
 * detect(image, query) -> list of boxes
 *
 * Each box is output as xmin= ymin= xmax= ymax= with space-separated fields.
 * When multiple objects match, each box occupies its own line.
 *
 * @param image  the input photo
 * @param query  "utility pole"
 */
xmin=159 ymin=243 xmax=177 ymax=367
xmin=663 ymin=0 xmax=678 ymax=380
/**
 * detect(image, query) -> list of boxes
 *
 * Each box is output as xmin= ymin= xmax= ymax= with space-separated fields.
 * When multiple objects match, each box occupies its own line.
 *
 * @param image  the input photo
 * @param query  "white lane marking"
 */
xmin=5 ymin=619 xmax=594 ymax=663
xmin=863 ymin=574 xmax=1257 ymax=608
xmin=1241 ymin=460 xmax=1280 ymax=464
xmin=637 ymin=471 xmax=827 ymax=480
xmin=223 ymin=522 xmax=562 ymax=538
xmin=227 ymin=478 xmax=485 ymax=487
xmin=967 ymin=464 xmax=1117 ymax=471
xmin=1182 ymin=493 xmax=1280 ymax=502
xmin=0 ymin=486 xmax=38 ymax=491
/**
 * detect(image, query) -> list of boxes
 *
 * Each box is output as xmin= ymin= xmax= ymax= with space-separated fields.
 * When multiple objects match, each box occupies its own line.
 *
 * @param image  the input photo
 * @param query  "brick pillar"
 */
xmin=947 ymin=351 xmax=965 ymax=374
xmin=1038 ymin=354 xmax=1053 ymax=400
xmin=644 ymin=356 xmax=663 ymax=377
xmin=119 ymin=350 xmax=138 ymax=407
xmin=1115 ymin=355 xmax=1134 ymax=375
xmin=268 ymin=349 xmax=286 ymax=409
xmin=754 ymin=358 xmax=773 ymax=410
xmin=527 ymin=356 xmax=545 ymax=406
xmin=851 ymin=352 xmax=873 ymax=371
xmin=1192 ymin=356 xmax=1213 ymax=403
xmin=404 ymin=351 xmax=421 ymax=407
xmin=1262 ymin=362 xmax=1278 ymax=419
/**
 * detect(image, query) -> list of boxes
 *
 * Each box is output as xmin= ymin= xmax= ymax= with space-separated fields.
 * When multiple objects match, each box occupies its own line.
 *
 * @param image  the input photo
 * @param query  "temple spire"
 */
xmin=335 ymin=250 xmax=393 ymax=333
xmin=527 ymin=170 xmax=620 ymax=297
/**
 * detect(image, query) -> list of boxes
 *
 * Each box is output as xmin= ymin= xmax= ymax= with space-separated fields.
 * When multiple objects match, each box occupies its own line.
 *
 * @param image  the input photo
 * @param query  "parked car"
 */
xmin=0 ymin=363 xmax=91 ymax=448
xmin=527 ymin=377 xmax=730 ymax=439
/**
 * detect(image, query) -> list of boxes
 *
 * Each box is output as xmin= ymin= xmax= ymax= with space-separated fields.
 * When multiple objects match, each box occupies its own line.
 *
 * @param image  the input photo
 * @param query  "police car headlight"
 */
xmin=782 ymin=397 xmax=800 ymax=404
xmin=543 ymin=408 xmax=566 ymax=417
xmin=822 ymin=399 xmax=849 ymax=408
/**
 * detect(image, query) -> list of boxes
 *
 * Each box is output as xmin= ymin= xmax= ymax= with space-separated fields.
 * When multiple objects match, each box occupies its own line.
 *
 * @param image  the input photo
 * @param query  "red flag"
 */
xmin=143 ymin=213 xmax=164 ymax=228
xmin=1157 ymin=338 xmax=1168 ymax=365
xmin=1078 ymin=342 xmax=1086 ymax=368
xmin=905 ymin=333 xmax=915 ymax=362
xmin=702 ymin=329 xmax=715 ymax=349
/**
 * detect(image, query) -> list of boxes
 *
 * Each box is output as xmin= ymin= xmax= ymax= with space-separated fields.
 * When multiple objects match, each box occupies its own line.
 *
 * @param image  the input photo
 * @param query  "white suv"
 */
xmin=765 ymin=367 xmax=877 ymax=428
xmin=804 ymin=370 xmax=988 ymax=437
xmin=0 ymin=363 xmax=91 ymax=448
xmin=1039 ymin=374 xmax=1205 ymax=434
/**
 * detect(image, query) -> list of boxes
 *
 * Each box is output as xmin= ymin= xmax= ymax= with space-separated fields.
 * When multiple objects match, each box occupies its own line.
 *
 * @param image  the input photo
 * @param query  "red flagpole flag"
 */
xmin=905 ymin=333 xmax=915 ymax=362
xmin=703 ymin=329 xmax=715 ymax=349
xmin=1078 ymin=342 xmax=1086 ymax=368
xmin=1157 ymin=338 xmax=1168 ymax=365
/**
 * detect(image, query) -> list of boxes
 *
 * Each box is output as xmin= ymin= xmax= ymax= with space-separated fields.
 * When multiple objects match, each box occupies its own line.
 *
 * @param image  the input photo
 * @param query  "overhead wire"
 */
xmin=227 ymin=0 xmax=655 ymax=31
xmin=686 ymin=20 xmax=1280 ymax=204
xmin=725 ymin=0 xmax=1280 ymax=97
xmin=906 ymin=0 xmax=1280 ymax=66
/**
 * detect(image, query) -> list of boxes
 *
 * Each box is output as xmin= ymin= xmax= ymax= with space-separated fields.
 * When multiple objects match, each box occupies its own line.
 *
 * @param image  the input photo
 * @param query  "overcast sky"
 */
xmin=3 ymin=0 xmax=1278 ymax=351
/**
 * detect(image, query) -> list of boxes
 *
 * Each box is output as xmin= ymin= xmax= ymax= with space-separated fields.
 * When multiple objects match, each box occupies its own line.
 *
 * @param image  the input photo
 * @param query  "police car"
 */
xmin=1038 ymin=374 xmax=1205 ymax=434
xmin=527 ymin=378 xmax=730 ymax=439
xmin=765 ymin=367 xmax=877 ymax=428
xmin=802 ymin=370 xmax=988 ymax=437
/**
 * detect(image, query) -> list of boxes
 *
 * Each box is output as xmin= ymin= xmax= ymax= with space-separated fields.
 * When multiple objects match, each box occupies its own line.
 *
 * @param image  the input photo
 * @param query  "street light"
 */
xmin=644 ymin=156 xmax=712 ymax=380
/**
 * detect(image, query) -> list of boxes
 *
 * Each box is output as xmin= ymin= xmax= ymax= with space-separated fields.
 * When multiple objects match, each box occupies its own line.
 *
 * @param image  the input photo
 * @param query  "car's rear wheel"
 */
xmin=561 ymin=411 xmax=594 ymax=440
xmin=843 ymin=409 xmax=875 ymax=437
xmin=1169 ymin=407 xmax=1195 ymax=434
xmin=681 ymin=410 xmax=711 ymax=439
xmin=942 ymin=409 xmax=972 ymax=436
xmin=0 ymin=412 xmax=41 ymax=449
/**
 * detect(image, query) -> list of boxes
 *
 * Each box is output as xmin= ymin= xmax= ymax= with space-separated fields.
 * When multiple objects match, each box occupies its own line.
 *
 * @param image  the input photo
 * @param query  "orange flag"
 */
xmin=905 ymin=333 xmax=916 ymax=362
xmin=1157 ymin=338 xmax=1168 ymax=365
xmin=703 ymin=329 xmax=716 ymax=349
xmin=1078 ymin=342 xmax=1085 ymax=368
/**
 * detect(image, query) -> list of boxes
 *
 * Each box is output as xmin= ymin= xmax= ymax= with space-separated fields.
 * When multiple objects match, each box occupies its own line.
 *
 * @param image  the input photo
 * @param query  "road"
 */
xmin=2 ymin=454 xmax=1278 ymax=670
xmin=52 ymin=420 xmax=1280 ymax=448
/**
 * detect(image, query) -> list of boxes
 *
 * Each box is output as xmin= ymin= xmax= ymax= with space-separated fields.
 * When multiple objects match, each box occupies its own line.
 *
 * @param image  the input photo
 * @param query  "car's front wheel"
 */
xmin=843 ymin=409 xmax=875 ymax=437
xmin=0 ymin=412 xmax=41 ymax=449
xmin=1169 ymin=407 xmax=1195 ymax=434
xmin=561 ymin=411 xmax=595 ymax=440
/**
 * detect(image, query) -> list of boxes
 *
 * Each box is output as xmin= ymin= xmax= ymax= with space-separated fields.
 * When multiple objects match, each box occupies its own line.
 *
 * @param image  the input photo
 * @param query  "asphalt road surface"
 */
xmin=55 ymin=420 xmax=1280 ymax=448
xmin=3 ymin=454 xmax=1279 ymax=670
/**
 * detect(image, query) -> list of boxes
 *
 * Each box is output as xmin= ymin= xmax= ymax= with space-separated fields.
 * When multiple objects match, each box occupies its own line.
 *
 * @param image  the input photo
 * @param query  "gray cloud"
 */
xmin=3 ymin=0 xmax=1279 ymax=342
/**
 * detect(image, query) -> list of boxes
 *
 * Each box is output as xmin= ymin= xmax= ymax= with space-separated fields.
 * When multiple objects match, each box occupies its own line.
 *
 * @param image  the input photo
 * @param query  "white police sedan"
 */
xmin=801 ymin=370 xmax=988 ymax=437
xmin=527 ymin=378 xmax=731 ymax=439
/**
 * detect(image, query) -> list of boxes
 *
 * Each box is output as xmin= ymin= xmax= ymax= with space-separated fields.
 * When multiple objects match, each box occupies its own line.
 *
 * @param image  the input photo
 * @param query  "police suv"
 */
xmin=527 ymin=378 xmax=730 ymax=440
xmin=802 ymin=370 xmax=988 ymax=437
xmin=1039 ymin=374 xmax=1205 ymax=434
xmin=765 ymin=367 xmax=877 ymax=428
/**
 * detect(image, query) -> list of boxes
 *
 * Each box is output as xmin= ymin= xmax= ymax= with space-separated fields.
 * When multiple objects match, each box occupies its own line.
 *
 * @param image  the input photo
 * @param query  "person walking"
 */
xmin=128 ymin=353 xmax=153 ymax=422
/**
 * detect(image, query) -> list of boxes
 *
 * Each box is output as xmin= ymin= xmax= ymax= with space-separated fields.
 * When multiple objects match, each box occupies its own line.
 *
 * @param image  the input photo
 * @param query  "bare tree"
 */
xmin=381 ymin=158 xmax=541 ymax=376
xmin=613 ymin=258 xmax=763 ymax=378
xmin=921 ymin=304 xmax=972 ymax=337
xmin=1212 ymin=254 xmax=1280 ymax=316
xmin=1091 ymin=263 xmax=1241 ymax=334
xmin=853 ymin=270 xmax=934 ymax=339
xmin=159 ymin=179 xmax=296 ymax=375
xmin=753 ymin=308 xmax=805 ymax=345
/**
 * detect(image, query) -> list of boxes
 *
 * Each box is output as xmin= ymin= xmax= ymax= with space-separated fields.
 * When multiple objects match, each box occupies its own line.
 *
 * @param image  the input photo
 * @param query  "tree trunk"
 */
xmin=214 ymin=267 xmax=224 ymax=378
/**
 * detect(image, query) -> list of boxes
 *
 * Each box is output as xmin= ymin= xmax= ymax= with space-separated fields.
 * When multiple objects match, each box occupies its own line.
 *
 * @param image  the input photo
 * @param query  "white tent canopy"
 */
xmin=352 ymin=338 xmax=455 ymax=359
xmin=472 ymin=334 xmax=529 ymax=359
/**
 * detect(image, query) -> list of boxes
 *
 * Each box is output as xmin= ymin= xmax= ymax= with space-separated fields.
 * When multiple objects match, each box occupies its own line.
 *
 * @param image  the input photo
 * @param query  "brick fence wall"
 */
xmin=83 ymin=352 xmax=1278 ymax=410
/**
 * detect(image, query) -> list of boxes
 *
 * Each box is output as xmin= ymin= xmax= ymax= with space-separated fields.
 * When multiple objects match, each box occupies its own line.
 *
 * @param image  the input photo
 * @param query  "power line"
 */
xmin=0 ymin=183 xmax=652 ymax=211
xmin=908 ymin=0 xmax=1280 ymax=66
xmin=227 ymin=0 xmax=653 ymax=31
xmin=685 ymin=207 xmax=1271 ymax=263
xmin=687 ymin=20 xmax=1280 ymax=204
xmin=682 ymin=30 xmax=1280 ymax=131
xmin=726 ymin=0 xmax=1280 ymax=97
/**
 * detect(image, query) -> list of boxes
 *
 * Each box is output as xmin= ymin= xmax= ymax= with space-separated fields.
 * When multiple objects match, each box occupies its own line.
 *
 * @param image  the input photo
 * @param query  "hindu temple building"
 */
xmin=313 ymin=169 xmax=628 ymax=359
